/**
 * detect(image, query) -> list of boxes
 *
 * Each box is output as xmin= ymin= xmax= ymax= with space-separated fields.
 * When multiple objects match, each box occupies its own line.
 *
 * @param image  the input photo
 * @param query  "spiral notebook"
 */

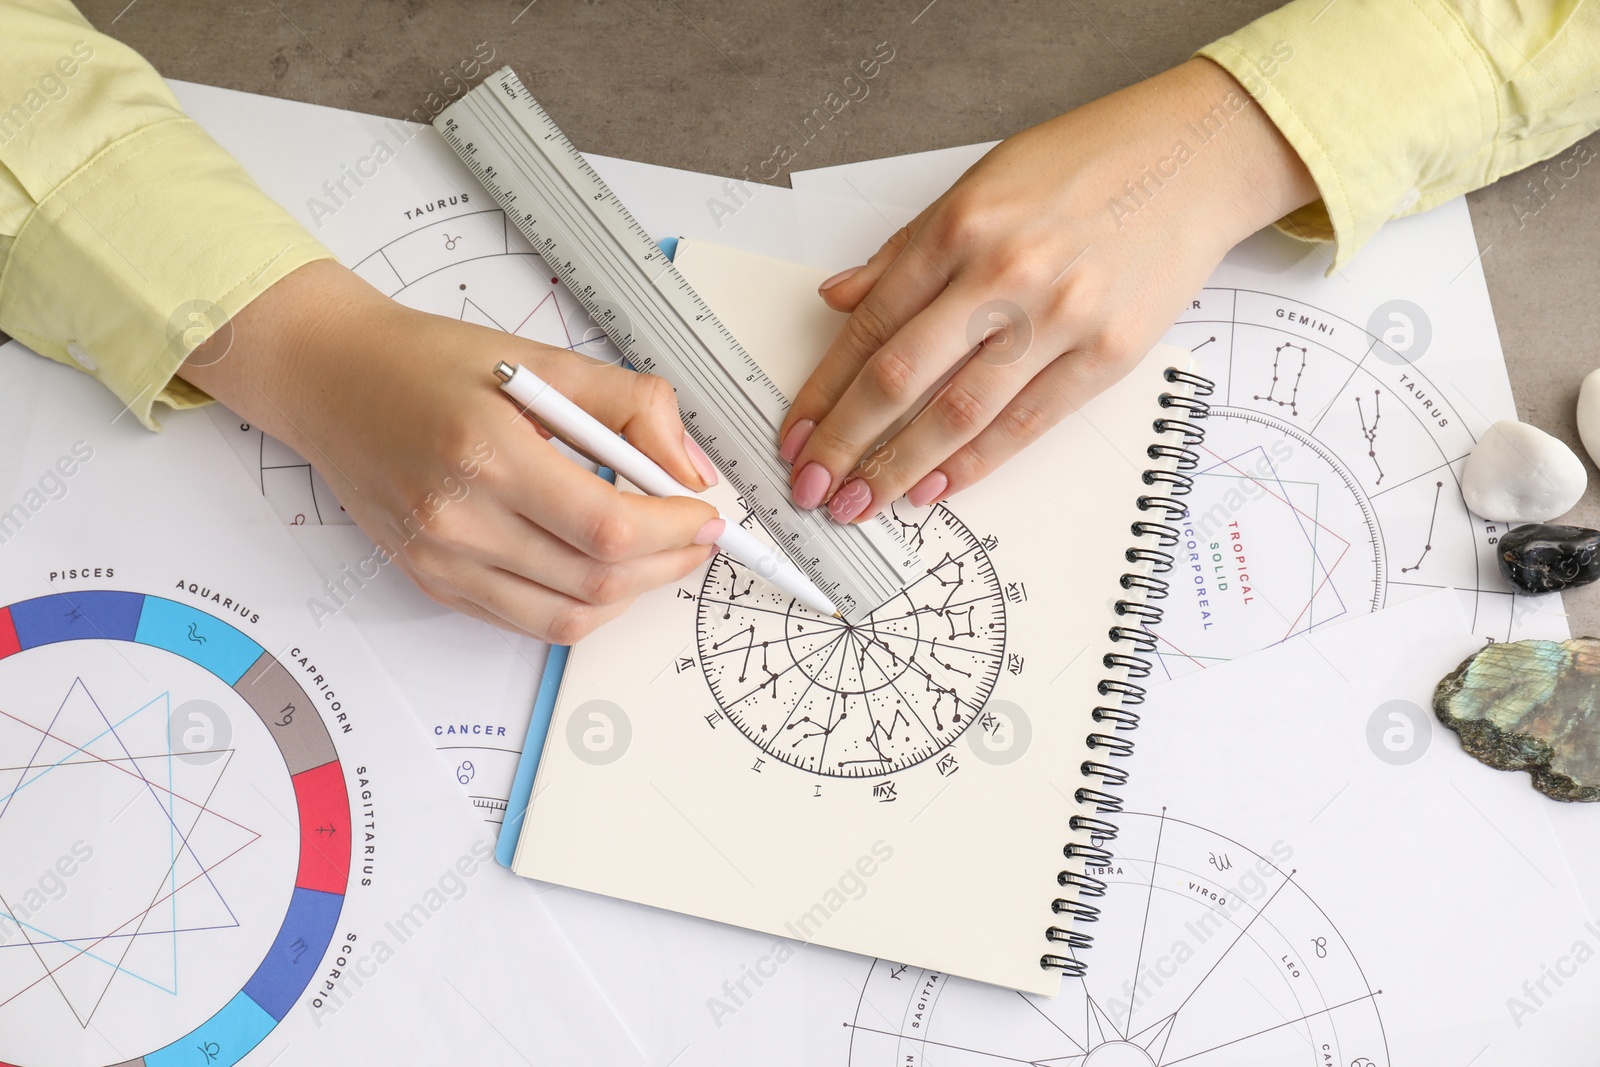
xmin=510 ymin=240 xmax=1207 ymax=996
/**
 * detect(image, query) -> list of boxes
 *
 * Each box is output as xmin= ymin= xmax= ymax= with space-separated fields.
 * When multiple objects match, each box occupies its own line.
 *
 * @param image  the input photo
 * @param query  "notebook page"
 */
xmin=515 ymin=241 xmax=1193 ymax=994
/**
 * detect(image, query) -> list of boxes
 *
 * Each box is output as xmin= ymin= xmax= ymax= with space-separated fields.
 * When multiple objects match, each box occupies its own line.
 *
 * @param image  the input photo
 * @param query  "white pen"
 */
xmin=494 ymin=361 xmax=842 ymax=618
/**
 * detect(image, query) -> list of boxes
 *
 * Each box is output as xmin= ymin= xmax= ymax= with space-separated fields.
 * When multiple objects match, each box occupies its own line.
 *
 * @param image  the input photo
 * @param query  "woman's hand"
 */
xmin=779 ymin=57 xmax=1317 ymax=522
xmin=181 ymin=259 xmax=723 ymax=644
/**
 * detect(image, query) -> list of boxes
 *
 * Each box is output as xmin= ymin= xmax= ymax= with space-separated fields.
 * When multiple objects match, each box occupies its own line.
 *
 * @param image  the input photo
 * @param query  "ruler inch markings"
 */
xmin=435 ymin=68 xmax=919 ymax=617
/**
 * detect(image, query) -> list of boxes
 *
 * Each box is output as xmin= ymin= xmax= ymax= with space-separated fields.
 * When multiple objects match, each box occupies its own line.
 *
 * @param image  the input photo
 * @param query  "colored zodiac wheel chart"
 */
xmin=696 ymin=504 xmax=1007 ymax=777
xmin=0 ymin=592 xmax=351 ymax=1067
xmin=845 ymin=811 xmax=1387 ymax=1067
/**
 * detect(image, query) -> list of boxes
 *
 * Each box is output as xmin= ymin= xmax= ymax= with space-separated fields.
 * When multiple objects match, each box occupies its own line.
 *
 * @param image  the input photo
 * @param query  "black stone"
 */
xmin=1497 ymin=524 xmax=1600 ymax=593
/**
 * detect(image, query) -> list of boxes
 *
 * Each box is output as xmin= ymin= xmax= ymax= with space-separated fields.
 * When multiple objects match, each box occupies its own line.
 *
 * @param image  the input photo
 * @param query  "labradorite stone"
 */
xmin=1497 ymin=523 xmax=1600 ymax=593
xmin=1435 ymin=638 xmax=1600 ymax=802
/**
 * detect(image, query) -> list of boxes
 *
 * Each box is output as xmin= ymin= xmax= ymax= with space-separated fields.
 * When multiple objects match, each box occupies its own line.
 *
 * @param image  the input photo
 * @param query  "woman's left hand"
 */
xmin=778 ymin=57 xmax=1316 ymax=523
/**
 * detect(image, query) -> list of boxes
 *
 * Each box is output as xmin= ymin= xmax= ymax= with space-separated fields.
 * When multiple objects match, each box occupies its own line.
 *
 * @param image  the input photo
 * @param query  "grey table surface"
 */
xmin=80 ymin=0 xmax=1600 ymax=637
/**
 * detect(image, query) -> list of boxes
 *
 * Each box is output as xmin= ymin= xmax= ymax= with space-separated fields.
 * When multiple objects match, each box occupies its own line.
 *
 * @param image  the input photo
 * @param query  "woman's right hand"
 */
xmin=181 ymin=259 xmax=724 ymax=644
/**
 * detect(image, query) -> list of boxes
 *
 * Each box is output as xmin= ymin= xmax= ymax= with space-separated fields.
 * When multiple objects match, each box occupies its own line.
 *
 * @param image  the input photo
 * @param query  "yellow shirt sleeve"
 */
xmin=0 ymin=0 xmax=334 ymax=429
xmin=1199 ymin=0 xmax=1600 ymax=269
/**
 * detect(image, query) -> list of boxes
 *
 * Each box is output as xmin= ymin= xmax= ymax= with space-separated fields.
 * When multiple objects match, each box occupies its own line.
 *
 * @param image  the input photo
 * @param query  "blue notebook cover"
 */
xmin=495 ymin=644 xmax=571 ymax=866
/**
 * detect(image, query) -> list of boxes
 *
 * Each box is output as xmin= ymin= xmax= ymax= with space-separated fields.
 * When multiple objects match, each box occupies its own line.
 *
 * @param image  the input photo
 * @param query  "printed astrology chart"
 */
xmin=693 ymin=499 xmax=1018 ymax=787
xmin=0 ymin=565 xmax=638 ymax=1065
xmin=1154 ymin=285 xmax=1563 ymax=680
xmin=0 ymin=589 xmax=350 ymax=1065
xmin=843 ymin=812 xmax=1386 ymax=1067
xmin=207 ymin=205 xmax=620 ymax=526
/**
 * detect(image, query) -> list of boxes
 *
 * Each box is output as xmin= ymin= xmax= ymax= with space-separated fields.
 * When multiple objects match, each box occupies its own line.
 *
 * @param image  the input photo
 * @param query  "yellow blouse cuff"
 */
xmin=0 ymin=115 xmax=332 ymax=428
xmin=1198 ymin=0 xmax=1496 ymax=270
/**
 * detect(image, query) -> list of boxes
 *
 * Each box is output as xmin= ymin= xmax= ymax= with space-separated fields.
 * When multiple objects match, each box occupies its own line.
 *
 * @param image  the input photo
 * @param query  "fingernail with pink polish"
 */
xmin=818 ymin=265 xmax=862 ymax=292
xmin=829 ymin=479 xmax=872 ymax=524
xmin=792 ymin=462 xmax=831 ymax=510
xmin=779 ymin=418 xmax=815 ymax=464
xmin=693 ymin=518 xmax=726 ymax=545
xmin=906 ymin=470 xmax=948 ymax=508
xmin=684 ymin=432 xmax=718 ymax=487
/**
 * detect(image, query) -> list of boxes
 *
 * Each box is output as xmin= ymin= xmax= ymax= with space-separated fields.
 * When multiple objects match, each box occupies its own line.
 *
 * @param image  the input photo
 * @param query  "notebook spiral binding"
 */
xmin=1041 ymin=365 xmax=1215 ymax=978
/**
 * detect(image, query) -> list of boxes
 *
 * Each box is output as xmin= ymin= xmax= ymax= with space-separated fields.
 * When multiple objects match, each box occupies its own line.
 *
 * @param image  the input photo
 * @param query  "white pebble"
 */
xmin=1461 ymin=419 xmax=1586 ymax=523
xmin=1577 ymin=368 xmax=1600 ymax=468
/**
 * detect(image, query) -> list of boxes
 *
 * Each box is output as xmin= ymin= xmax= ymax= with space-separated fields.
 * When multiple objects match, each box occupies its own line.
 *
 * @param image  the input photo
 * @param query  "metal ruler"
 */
xmin=435 ymin=67 xmax=919 ymax=617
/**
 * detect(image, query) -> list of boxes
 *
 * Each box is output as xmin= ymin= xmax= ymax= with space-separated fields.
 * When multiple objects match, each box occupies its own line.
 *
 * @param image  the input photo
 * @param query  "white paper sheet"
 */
xmin=789 ymin=141 xmax=996 ymax=212
xmin=788 ymin=147 xmax=1572 ymax=671
xmin=0 ymin=348 xmax=640 ymax=1064
xmin=1088 ymin=592 xmax=1599 ymax=1065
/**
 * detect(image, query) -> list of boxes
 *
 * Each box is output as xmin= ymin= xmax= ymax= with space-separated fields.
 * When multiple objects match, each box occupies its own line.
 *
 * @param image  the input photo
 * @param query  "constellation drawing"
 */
xmin=845 ymin=811 xmax=1389 ymax=1067
xmin=1400 ymin=481 xmax=1445 ymax=574
xmin=1356 ymin=390 xmax=1384 ymax=485
xmin=695 ymin=504 xmax=1005 ymax=777
xmin=1252 ymin=342 xmax=1307 ymax=416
